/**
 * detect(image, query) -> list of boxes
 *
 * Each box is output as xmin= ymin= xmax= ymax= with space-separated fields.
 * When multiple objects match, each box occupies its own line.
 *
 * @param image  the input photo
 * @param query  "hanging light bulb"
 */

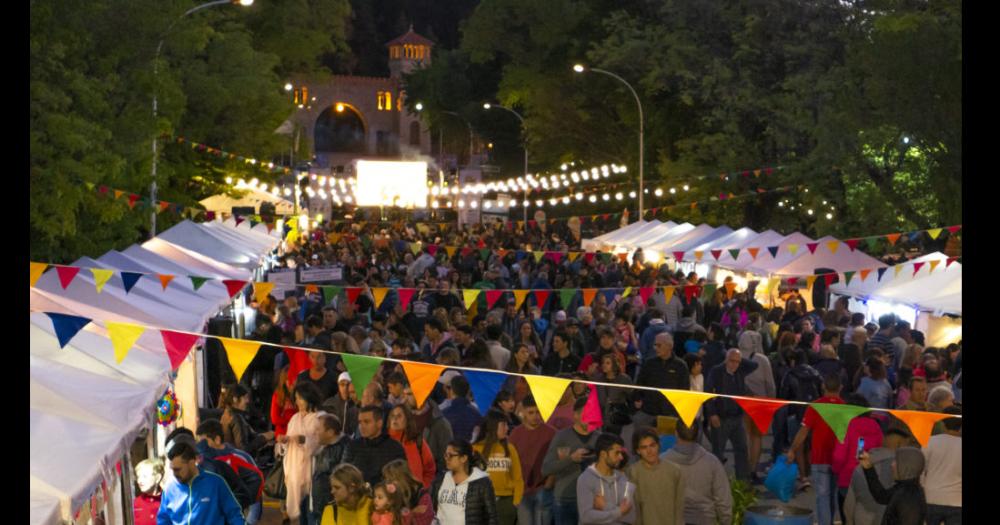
xmin=615 ymin=192 xmax=624 ymax=200
xmin=683 ymin=184 xmax=689 ymax=191
xmin=602 ymin=194 xmax=610 ymax=201
xmin=562 ymin=196 xmax=571 ymax=204
xmin=670 ymin=187 xmax=676 ymax=194
xmin=536 ymin=199 xmax=544 ymax=207
xmin=549 ymin=198 xmax=558 ymax=206
xmin=654 ymin=188 xmax=663 ymax=197
xmin=628 ymin=191 xmax=636 ymax=198
xmin=589 ymin=195 xmax=597 ymax=203
xmin=575 ymin=192 xmax=584 ymax=200
xmin=458 ymin=200 xmax=465 ymax=208
xmin=471 ymin=201 xmax=479 ymax=209
xmin=826 ymin=213 xmax=833 ymax=219
xmin=225 ymin=176 xmax=233 ymax=184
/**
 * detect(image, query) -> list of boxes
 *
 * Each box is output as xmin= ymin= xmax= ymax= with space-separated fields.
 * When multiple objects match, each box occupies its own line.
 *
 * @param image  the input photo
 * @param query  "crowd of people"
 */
xmin=145 ymin=219 xmax=962 ymax=525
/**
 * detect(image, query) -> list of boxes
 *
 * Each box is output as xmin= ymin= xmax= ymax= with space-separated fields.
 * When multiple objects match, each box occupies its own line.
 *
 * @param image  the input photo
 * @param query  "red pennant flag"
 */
xmin=55 ymin=266 xmax=81 ymax=289
xmin=234 ymin=216 xmax=245 ymax=226
xmin=638 ymin=287 xmax=655 ymax=304
xmin=747 ymin=247 xmax=760 ymax=260
xmin=735 ymin=398 xmax=788 ymax=434
xmin=528 ymin=220 xmax=537 ymax=228
xmin=584 ymin=253 xmax=596 ymax=264
xmin=912 ymin=261 xmax=925 ymax=276
xmin=547 ymin=252 xmax=564 ymax=264
xmin=485 ymin=290 xmax=504 ymax=310
xmin=845 ymin=239 xmax=860 ymax=252
xmin=533 ymin=290 xmax=550 ymax=309
xmin=346 ymin=287 xmax=362 ymax=304
xmin=945 ymin=257 xmax=959 ymax=268
xmin=710 ymin=250 xmax=722 ymax=260
xmin=806 ymin=242 xmax=819 ymax=254
xmin=284 ymin=347 xmax=312 ymax=385
xmin=788 ymin=277 xmax=799 ymax=286
xmin=160 ymin=330 xmax=200 ymax=370
xmin=946 ymin=225 xmax=961 ymax=235
xmin=127 ymin=194 xmax=140 ymax=209
xmin=683 ymin=285 xmax=700 ymax=302
xmin=672 ymin=251 xmax=685 ymax=262
xmin=222 ymin=280 xmax=248 ymax=299
xmin=823 ymin=274 xmax=836 ymax=286
xmin=427 ymin=245 xmax=439 ymax=257
xmin=397 ymin=288 xmax=415 ymax=311
xmin=602 ymin=214 xmax=610 ymax=221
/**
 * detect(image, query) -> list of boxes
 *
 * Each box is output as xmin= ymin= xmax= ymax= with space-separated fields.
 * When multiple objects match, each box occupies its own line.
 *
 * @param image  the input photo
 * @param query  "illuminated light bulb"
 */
xmin=536 ymin=200 xmax=544 ymax=207
xmin=267 ymin=162 xmax=274 ymax=169
xmin=458 ymin=200 xmax=465 ymax=208
xmin=582 ymin=172 xmax=590 ymax=180
xmin=822 ymin=200 xmax=828 ymax=205
xmin=615 ymin=192 xmax=624 ymax=200
xmin=589 ymin=195 xmax=597 ymax=203
xmin=778 ymin=201 xmax=784 ymax=207
xmin=575 ymin=192 xmax=583 ymax=200
xmin=683 ymin=184 xmax=689 ymax=191
xmin=562 ymin=196 xmax=571 ymax=204
xmin=431 ymin=187 xmax=440 ymax=196
xmin=311 ymin=174 xmax=317 ymax=180
xmin=629 ymin=191 xmax=636 ymax=198
xmin=655 ymin=188 xmax=663 ymax=197
xmin=668 ymin=187 xmax=676 ymax=194
xmin=249 ymin=159 xmax=257 ymax=165
xmin=561 ymin=163 xmax=568 ymax=171
xmin=483 ymin=201 xmax=491 ymax=209
xmin=447 ymin=201 xmax=453 ymax=208
xmin=603 ymin=171 xmax=610 ymax=178
xmin=826 ymin=213 xmax=833 ymax=219
xmin=507 ymin=178 xmax=515 ymax=186
xmin=602 ymin=194 xmax=610 ymax=201
xmin=830 ymin=206 xmax=835 ymax=211
xmin=283 ymin=188 xmax=291 ymax=196
xmin=571 ymin=173 xmax=580 ymax=183
xmin=225 ymin=176 xmax=233 ymax=184
xmin=549 ymin=198 xmax=558 ymax=206
xmin=591 ymin=168 xmax=599 ymax=176
xmin=451 ymin=187 xmax=459 ymax=195
xmin=807 ymin=209 xmax=814 ymax=215
xmin=602 ymin=165 xmax=609 ymax=172
xmin=249 ymin=178 xmax=259 ymax=187
xmin=621 ymin=166 xmax=627 ymax=173
xmin=560 ymin=174 xmax=568 ymax=181
xmin=431 ymin=200 xmax=439 ymax=209
xmin=553 ymin=181 xmax=561 ymax=189
xmin=471 ymin=201 xmax=479 ymax=209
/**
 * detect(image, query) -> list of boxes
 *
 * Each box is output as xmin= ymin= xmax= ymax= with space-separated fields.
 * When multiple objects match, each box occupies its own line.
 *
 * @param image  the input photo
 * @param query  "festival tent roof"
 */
xmin=630 ymin=222 xmax=695 ymax=250
xmin=582 ymin=220 xmax=664 ymax=250
xmin=830 ymin=252 xmax=961 ymax=315
xmin=155 ymin=220 xmax=266 ymax=270
xmin=589 ymin=219 xmax=652 ymax=243
xmin=199 ymin=187 xmax=294 ymax=216
xmin=722 ymin=230 xmax=788 ymax=271
xmin=97 ymin=250 xmax=232 ymax=313
xmin=688 ymin=227 xmax=759 ymax=265
xmin=222 ymin=216 xmax=284 ymax=240
xmin=140 ymin=237 xmax=250 ymax=281
xmin=202 ymin=220 xmax=279 ymax=255
xmin=645 ymin=223 xmax=712 ymax=252
xmin=741 ymin=232 xmax=818 ymax=275
xmin=764 ymin=235 xmax=887 ymax=277
xmin=666 ymin=225 xmax=736 ymax=254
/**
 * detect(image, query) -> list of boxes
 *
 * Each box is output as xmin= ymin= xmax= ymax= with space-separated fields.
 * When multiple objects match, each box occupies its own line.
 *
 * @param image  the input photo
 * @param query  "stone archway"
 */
xmin=314 ymin=104 xmax=366 ymax=153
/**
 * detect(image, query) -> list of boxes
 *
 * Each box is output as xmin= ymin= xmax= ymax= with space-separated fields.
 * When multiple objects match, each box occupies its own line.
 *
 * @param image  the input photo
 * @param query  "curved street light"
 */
xmin=573 ymin=64 xmax=644 ymax=219
xmin=483 ymin=102 xmax=529 ymax=223
xmin=149 ymin=0 xmax=255 ymax=237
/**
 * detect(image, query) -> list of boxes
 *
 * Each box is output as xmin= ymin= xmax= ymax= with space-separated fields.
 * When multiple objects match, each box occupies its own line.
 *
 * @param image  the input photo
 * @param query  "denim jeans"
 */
xmin=245 ymin=501 xmax=261 ymax=525
xmin=553 ymin=499 xmax=578 ymax=525
xmin=710 ymin=415 xmax=750 ymax=481
xmin=926 ymin=504 xmax=963 ymax=525
xmin=517 ymin=489 xmax=553 ymax=525
xmin=811 ymin=464 xmax=838 ymax=525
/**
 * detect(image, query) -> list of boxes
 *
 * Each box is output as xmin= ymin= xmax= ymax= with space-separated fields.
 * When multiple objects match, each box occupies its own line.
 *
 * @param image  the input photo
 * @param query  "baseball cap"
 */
xmin=338 ymin=372 xmax=352 ymax=383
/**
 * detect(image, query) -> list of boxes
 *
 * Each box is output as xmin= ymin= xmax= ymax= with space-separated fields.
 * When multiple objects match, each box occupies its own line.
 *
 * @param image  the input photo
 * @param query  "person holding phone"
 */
xmin=542 ymin=397 xmax=600 ymax=525
xmin=831 ymin=394 xmax=883 ymax=525
xmin=858 ymin=447 xmax=927 ymax=524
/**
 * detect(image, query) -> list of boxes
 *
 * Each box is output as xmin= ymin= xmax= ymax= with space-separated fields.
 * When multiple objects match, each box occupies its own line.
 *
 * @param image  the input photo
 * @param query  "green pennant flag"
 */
xmin=843 ymin=271 xmax=856 ymax=286
xmin=597 ymin=253 xmax=612 ymax=264
xmin=728 ymin=249 xmax=741 ymax=260
xmin=701 ymin=283 xmax=717 ymax=301
xmin=865 ymin=237 xmax=880 ymax=251
xmin=189 ymin=276 xmax=211 ymax=291
xmin=558 ymin=288 xmax=577 ymax=309
xmin=361 ymin=237 xmax=372 ymax=249
xmin=811 ymin=403 xmax=871 ymax=442
xmin=322 ymin=286 xmax=342 ymax=305
xmin=480 ymin=248 xmax=492 ymax=261
xmin=341 ymin=354 xmax=384 ymax=396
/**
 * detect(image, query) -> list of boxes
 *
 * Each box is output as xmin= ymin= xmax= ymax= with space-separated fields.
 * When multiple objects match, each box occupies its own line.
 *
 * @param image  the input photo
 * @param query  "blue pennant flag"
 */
xmin=767 ymin=246 xmax=779 ymax=258
xmin=515 ymin=251 xmax=527 ymax=262
xmin=44 ymin=312 xmax=92 ymax=348
xmin=393 ymin=240 xmax=407 ymax=253
xmin=876 ymin=267 xmax=889 ymax=282
xmin=121 ymin=272 xmax=143 ymax=293
xmin=464 ymin=370 xmax=508 ymax=417
xmin=602 ymin=288 xmax=619 ymax=305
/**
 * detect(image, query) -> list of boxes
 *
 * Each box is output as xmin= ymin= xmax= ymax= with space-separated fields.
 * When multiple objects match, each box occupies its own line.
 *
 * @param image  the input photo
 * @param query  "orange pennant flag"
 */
xmin=693 ymin=251 xmax=704 ymax=262
xmin=253 ymin=282 xmax=275 ymax=303
xmin=158 ymin=274 xmax=175 ymax=291
xmin=617 ymin=253 xmax=629 ymax=264
xmin=445 ymin=246 xmax=457 ymax=258
xmin=371 ymin=287 xmax=390 ymax=308
xmin=859 ymin=269 xmax=872 ymax=282
xmin=30 ymin=262 xmax=48 ymax=288
xmin=888 ymin=410 xmax=954 ymax=447
xmin=582 ymin=288 xmax=598 ymax=307
xmin=747 ymin=247 xmax=760 ymax=260
xmin=661 ymin=390 xmax=716 ymax=427
xmin=806 ymin=275 xmax=817 ymax=290
xmin=826 ymin=241 xmax=840 ymax=254
xmin=568 ymin=252 xmax=582 ymax=263
xmin=928 ymin=260 xmax=940 ymax=274
xmin=304 ymin=284 xmax=319 ymax=294
xmin=513 ymin=290 xmax=530 ymax=310
xmin=400 ymin=361 xmax=445 ymax=409
xmin=885 ymin=233 xmax=902 ymax=246
xmin=663 ymin=286 xmax=676 ymax=304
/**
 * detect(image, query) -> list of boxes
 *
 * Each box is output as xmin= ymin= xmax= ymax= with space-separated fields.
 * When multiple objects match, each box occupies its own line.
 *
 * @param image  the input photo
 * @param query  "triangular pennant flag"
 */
xmin=234 ymin=216 xmax=246 ymax=227
xmin=859 ymin=269 xmax=872 ymax=282
xmin=734 ymin=398 xmax=788 ymax=434
xmin=222 ymin=280 xmax=248 ymax=299
xmin=582 ymin=384 xmax=603 ymax=432
xmin=692 ymin=251 xmax=704 ymax=262
xmin=888 ymin=410 xmax=954 ymax=447
xmin=30 ymin=262 xmax=48 ymax=287
xmin=105 ymin=322 xmax=145 ymax=364
xmin=159 ymin=201 xmax=171 ymax=213
xmin=845 ymin=239 xmax=860 ymax=252
xmin=533 ymin=251 xmax=545 ymax=263
xmin=371 ymin=288 xmax=390 ymax=308
xmin=559 ymin=288 xmax=577 ymax=309
xmin=672 ymin=251 xmax=685 ymax=262
xmin=304 ymin=284 xmax=319 ymax=295
xmin=787 ymin=244 xmax=799 ymax=255
xmin=826 ymin=241 xmax=840 ymax=254
xmin=155 ymin=274 xmax=174 ymax=291
xmin=266 ymin=222 xmax=275 ymax=234
xmin=90 ymin=268 xmax=114 ymax=294
xmin=824 ymin=274 xmax=836 ymax=287
xmin=533 ymin=290 xmax=550 ymax=309
xmin=811 ymin=403 xmax=871 ymax=443
xmin=894 ymin=264 xmax=904 ymax=278
xmin=789 ymin=277 xmax=800 ymax=286
xmin=127 ymin=194 xmax=140 ymax=209
xmin=723 ymin=282 xmax=737 ymax=299
xmin=161 ymin=330 xmax=200 ymax=370
xmin=700 ymin=283 xmax=717 ymax=301
xmin=568 ymin=252 xmax=582 ymax=263
xmin=870 ymin=267 xmax=886 ymax=282
xmin=400 ymin=361 xmax=445 ymax=409
xmin=496 ymin=248 xmax=508 ymax=260
xmin=113 ymin=189 xmax=124 ymax=200
xmin=638 ymin=287 xmax=655 ymax=304
xmin=946 ymin=257 xmax=959 ymax=268
xmin=622 ymin=287 xmax=632 ymax=299
xmin=683 ymin=285 xmax=700 ymax=303
xmin=121 ymin=272 xmax=142 ymax=294
xmin=524 ymin=375 xmax=572 ymax=422
xmin=427 ymin=245 xmax=439 ymax=257
xmin=806 ymin=275 xmax=817 ymax=290
xmin=806 ymin=242 xmax=819 ymax=254
xmin=767 ymin=246 xmax=779 ymax=258
xmin=345 ymin=287 xmax=363 ymax=304
xmin=912 ymin=261 xmax=925 ymax=276
xmin=843 ymin=271 xmax=856 ymax=286
xmin=465 ymin=370 xmax=509 ymax=416
xmin=597 ymin=253 xmax=612 ymax=264
xmin=617 ymin=253 xmax=629 ymax=264
xmin=926 ymin=228 xmax=943 ymax=240
xmin=409 ymin=242 xmax=423 ymax=256
xmin=547 ymin=252 xmax=565 ymax=264
xmin=928 ymin=260 xmax=940 ymax=273
xmin=747 ymin=247 xmax=760 ymax=260
xmin=463 ymin=289 xmax=481 ymax=311
xmin=189 ymin=276 xmax=210 ymax=291
xmin=663 ymin=286 xmax=676 ymax=304
xmin=584 ymin=252 xmax=596 ymax=264
xmin=582 ymin=288 xmax=598 ymax=307
xmin=766 ymin=277 xmax=780 ymax=293
xmin=727 ymin=249 xmax=740 ymax=261
xmin=885 ymin=233 xmax=901 ymax=246
xmin=44 ymin=312 xmax=91 ymax=348
xmin=397 ymin=288 xmax=415 ymax=311
xmin=219 ymin=337 xmax=261 ymax=382
xmin=946 ymin=225 xmax=961 ymax=235
xmin=322 ymin=286 xmax=342 ymax=305
xmin=865 ymin=237 xmax=880 ymax=251
xmin=341 ymin=354 xmax=384 ymax=396
xmin=661 ymin=390 xmax=716 ymax=427
xmin=485 ymin=290 xmax=504 ymax=310
xmin=55 ymin=266 xmax=81 ymax=289
xmin=513 ymin=290 xmax=530 ymax=310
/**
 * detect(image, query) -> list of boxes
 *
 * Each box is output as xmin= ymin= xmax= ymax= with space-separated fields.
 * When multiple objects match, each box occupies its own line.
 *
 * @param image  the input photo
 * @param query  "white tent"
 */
xmin=688 ymin=227 xmax=759 ymax=264
xmin=742 ymin=232 xmax=818 ymax=275
xmin=723 ymin=230 xmax=788 ymax=271
xmin=582 ymin=220 xmax=662 ymax=251
xmin=141 ymin=237 xmax=250 ymax=281
xmin=156 ymin=221 xmax=267 ymax=271
xmin=665 ymin=225 xmax=735 ymax=255
xmin=830 ymin=252 xmax=961 ymax=315
xmin=764 ymin=235 xmax=887 ymax=277
xmin=199 ymin=187 xmax=294 ymax=216
xmin=634 ymin=222 xmax=696 ymax=250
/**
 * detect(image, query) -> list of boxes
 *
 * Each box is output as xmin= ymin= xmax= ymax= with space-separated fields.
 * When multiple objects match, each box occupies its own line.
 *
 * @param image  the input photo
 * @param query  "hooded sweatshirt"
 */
xmin=435 ymin=467 xmax=490 ymax=525
xmin=844 ymin=447 xmax=894 ymax=525
xmin=576 ymin=465 xmax=637 ymax=524
xmin=738 ymin=333 xmax=776 ymax=398
xmin=541 ymin=426 xmax=600 ymax=502
xmin=662 ymin=442 xmax=732 ymax=525
xmin=863 ymin=447 xmax=927 ymax=525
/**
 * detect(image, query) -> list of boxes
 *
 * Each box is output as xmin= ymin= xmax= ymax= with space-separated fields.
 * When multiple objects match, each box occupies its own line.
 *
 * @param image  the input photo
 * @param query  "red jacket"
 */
xmin=389 ymin=429 xmax=436 ymax=488
xmin=831 ymin=415 xmax=884 ymax=488
xmin=270 ymin=390 xmax=297 ymax=437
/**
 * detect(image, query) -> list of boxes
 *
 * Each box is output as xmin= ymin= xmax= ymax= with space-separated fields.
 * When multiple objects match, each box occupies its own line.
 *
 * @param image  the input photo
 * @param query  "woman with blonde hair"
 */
xmin=320 ymin=464 xmax=372 ymax=525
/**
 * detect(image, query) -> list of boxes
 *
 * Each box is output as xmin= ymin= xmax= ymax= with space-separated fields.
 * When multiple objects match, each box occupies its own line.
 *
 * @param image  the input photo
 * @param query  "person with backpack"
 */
xmin=196 ymin=420 xmax=265 ymax=525
xmin=778 ymin=348 xmax=823 ymax=473
xmin=163 ymin=430 xmax=253 ymax=514
xmin=388 ymin=404 xmax=437 ymax=488
xmin=787 ymin=374 xmax=845 ymax=525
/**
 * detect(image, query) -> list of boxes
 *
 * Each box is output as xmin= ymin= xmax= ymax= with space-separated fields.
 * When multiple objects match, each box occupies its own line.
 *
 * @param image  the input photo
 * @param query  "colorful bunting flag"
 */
xmin=397 ymin=288 xmax=415 ymax=311
xmin=622 ymin=287 xmax=632 ymax=299
xmin=694 ymin=251 xmax=704 ymax=262
xmin=946 ymin=225 xmax=961 ymax=235
xmin=55 ymin=266 xmax=81 ymax=289
xmin=219 ymin=337 xmax=261 ymax=381
xmin=90 ymin=268 xmax=114 ymax=294
xmin=524 ymin=375 xmax=572 ymax=422
xmin=843 ymin=271 xmax=856 ymax=286
xmin=859 ymin=269 xmax=872 ymax=282
xmin=885 ymin=233 xmax=901 ymax=246
xmin=568 ymin=252 xmax=582 ymax=263
xmin=320 ymin=286 xmax=340 ymax=305
xmin=189 ymin=276 xmax=210 ymax=291
xmin=823 ymin=274 xmax=836 ymax=287
xmin=700 ymin=284 xmax=717 ymax=301
xmin=683 ymin=285 xmax=700 ymax=303
xmin=723 ymin=282 xmax=737 ymax=299
xmin=157 ymin=274 xmax=175 ymax=291
xmin=513 ymin=290 xmax=530 ymax=310
xmin=637 ymin=287 xmax=655 ymax=305
xmin=161 ymin=330 xmax=200 ymax=370
xmin=926 ymin=228 xmax=943 ymax=240
xmin=845 ymin=239 xmax=860 ymax=252
xmin=806 ymin=242 xmax=819 ymax=254
xmin=826 ymin=241 xmax=840 ymax=254
xmin=44 ymin=312 xmax=91 ymax=348
xmin=945 ymin=257 xmax=959 ymax=268
xmin=121 ymin=272 xmax=143 ymax=294
xmin=559 ymin=288 xmax=577 ymax=309
xmin=747 ymin=247 xmax=760 ymax=260
xmin=894 ymin=264 xmax=904 ymax=278
xmin=811 ymin=403 xmax=871 ymax=443
xmin=463 ymin=289 xmax=481 ymax=311
xmin=341 ymin=354 xmax=384 ymax=396
xmin=888 ymin=410 xmax=954 ymax=447
xmin=409 ymin=242 xmax=422 ymax=255
xmin=533 ymin=251 xmax=545 ymax=263
xmin=465 ymin=370 xmax=509 ymax=417
xmin=582 ymin=288 xmax=598 ymax=307
xmin=877 ymin=268 xmax=889 ymax=282
xmin=582 ymin=384 xmax=603 ymax=432
xmin=400 ymin=361 xmax=445 ymax=409
xmin=767 ymin=246 xmax=779 ymax=258
xmin=735 ymin=398 xmax=788 ymax=434
xmin=584 ymin=253 xmax=596 ymax=264
xmin=105 ymin=322 xmax=145 ymax=364
xmin=252 ymin=282 xmax=274 ymax=303
xmin=371 ymin=288 xmax=390 ymax=309
xmin=485 ymin=290 xmax=504 ymax=310
xmin=663 ymin=286 xmax=676 ymax=305
xmin=806 ymin=276 xmax=817 ymax=290
xmin=304 ymin=284 xmax=319 ymax=295
xmin=30 ymin=262 xmax=48 ymax=287
xmin=661 ymin=390 xmax=716 ymax=427
xmin=912 ymin=262 xmax=925 ymax=276
xmin=445 ymin=246 xmax=457 ymax=259
xmin=928 ymin=260 xmax=940 ymax=273
xmin=222 ymin=280 xmax=248 ymax=299
xmin=345 ymin=287 xmax=363 ymax=305
xmin=533 ymin=290 xmax=550 ymax=309
xmin=672 ymin=251 xmax=685 ymax=262
xmin=787 ymin=244 xmax=799 ymax=255
xmin=727 ymin=249 xmax=740 ymax=261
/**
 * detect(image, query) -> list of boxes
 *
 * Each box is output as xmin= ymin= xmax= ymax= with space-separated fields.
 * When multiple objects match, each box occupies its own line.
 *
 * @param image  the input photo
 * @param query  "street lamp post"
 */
xmin=573 ymin=64 xmax=644 ymax=219
xmin=483 ymin=103 xmax=529 ymax=224
xmin=149 ymin=0 xmax=254 ymax=238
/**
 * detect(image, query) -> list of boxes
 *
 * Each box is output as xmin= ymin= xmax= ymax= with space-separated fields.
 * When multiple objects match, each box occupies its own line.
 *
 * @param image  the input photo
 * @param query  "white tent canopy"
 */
xmin=155 ymin=220 xmax=267 ymax=271
xmin=689 ymin=227 xmax=759 ymax=264
xmin=741 ymin=232 xmax=818 ymax=275
xmin=635 ymin=222 xmax=696 ymax=250
xmin=830 ymin=252 xmax=961 ymax=315
xmin=582 ymin=220 xmax=663 ymax=251
xmin=765 ymin=235 xmax=887 ymax=277
xmin=199 ymin=187 xmax=294 ymax=216
xmin=666 ymin=225 xmax=736 ymax=254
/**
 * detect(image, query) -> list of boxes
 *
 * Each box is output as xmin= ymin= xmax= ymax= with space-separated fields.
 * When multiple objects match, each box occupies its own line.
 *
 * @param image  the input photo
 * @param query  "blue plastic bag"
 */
xmin=765 ymin=456 xmax=798 ymax=502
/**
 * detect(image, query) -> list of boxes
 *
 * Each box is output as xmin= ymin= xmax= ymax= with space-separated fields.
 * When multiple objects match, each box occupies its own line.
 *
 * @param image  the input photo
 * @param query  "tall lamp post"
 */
xmin=149 ymin=0 xmax=254 ymax=238
xmin=483 ymin=103 xmax=529 ymax=223
xmin=573 ymin=64 xmax=644 ymax=219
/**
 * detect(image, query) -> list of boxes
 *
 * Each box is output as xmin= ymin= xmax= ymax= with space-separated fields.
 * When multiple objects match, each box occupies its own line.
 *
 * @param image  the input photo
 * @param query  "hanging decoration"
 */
xmin=156 ymin=387 xmax=181 ymax=427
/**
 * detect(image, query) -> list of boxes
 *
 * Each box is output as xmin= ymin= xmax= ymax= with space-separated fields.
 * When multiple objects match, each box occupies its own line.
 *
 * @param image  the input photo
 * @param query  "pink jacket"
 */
xmin=831 ymin=416 xmax=884 ymax=488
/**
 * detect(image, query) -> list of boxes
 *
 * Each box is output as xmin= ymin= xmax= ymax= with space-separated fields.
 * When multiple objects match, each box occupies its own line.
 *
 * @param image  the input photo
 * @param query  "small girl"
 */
xmin=371 ymin=481 xmax=411 ymax=525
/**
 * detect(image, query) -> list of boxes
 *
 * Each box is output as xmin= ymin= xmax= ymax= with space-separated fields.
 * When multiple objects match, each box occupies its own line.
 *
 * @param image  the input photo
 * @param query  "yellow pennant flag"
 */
xmin=327 ymin=233 xmax=342 ymax=245
xmin=568 ymin=252 xmax=582 ymax=263
xmin=253 ymin=282 xmax=275 ymax=303
xmin=463 ymin=289 xmax=481 ymax=311
xmin=525 ymin=375 xmax=573 ymax=422
xmin=661 ymin=390 xmax=717 ymax=427
xmin=926 ymin=228 xmax=943 ymax=240
xmin=693 ymin=251 xmax=704 ymax=262
xmin=30 ymin=262 xmax=48 ymax=287
xmin=806 ymin=275 xmax=817 ymax=291
xmin=928 ymin=260 xmax=940 ymax=273
xmin=105 ymin=322 xmax=145 ymax=364
xmin=787 ymin=244 xmax=799 ymax=255
xmin=220 ymin=337 xmax=261 ymax=381
xmin=445 ymin=246 xmax=458 ymax=258
xmin=513 ymin=290 xmax=530 ymax=310
xmin=826 ymin=241 xmax=840 ymax=254
xmin=766 ymin=277 xmax=780 ymax=293
xmin=663 ymin=286 xmax=676 ymax=304
xmin=894 ymin=264 xmax=904 ymax=278
xmin=371 ymin=287 xmax=390 ymax=308
xmin=91 ymin=268 xmax=115 ymax=294
xmin=622 ymin=287 xmax=632 ymax=298
xmin=533 ymin=251 xmax=545 ymax=263
xmin=410 ymin=242 xmax=423 ymax=255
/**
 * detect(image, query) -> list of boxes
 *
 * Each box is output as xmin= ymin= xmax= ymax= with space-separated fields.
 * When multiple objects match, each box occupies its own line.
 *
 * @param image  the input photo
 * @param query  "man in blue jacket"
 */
xmin=158 ymin=440 xmax=245 ymax=525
